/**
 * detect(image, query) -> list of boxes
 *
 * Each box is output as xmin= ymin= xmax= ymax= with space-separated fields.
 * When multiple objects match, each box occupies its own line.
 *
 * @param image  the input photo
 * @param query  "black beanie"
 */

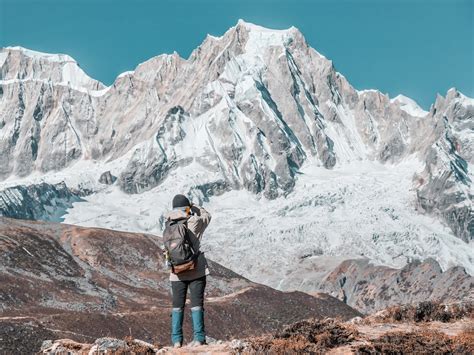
xmin=172 ymin=194 xmax=191 ymax=208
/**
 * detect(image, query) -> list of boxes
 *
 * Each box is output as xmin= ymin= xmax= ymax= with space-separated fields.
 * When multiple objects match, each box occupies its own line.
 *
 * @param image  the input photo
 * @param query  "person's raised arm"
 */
xmin=188 ymin=205 xmax=212 ymax=240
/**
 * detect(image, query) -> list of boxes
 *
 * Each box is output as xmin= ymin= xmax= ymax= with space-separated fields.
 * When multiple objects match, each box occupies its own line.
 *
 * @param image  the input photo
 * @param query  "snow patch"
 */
xmin=0 ymin=52 xmax=8 ymax=67
xmin=117 ymin=71 xmax=135 ymax=79
xmin=391 ymin=95 xmax=428 ymax=117
xmin=5 ymin=46 xmax=75 ymax=63
xmin=0 ymin=78 xmax=110 ymax=97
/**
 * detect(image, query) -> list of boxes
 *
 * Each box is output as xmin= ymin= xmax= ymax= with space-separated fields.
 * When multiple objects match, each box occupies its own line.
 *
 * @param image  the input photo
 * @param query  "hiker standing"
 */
xmin=163 ymin=194 xmax=212 ymax=347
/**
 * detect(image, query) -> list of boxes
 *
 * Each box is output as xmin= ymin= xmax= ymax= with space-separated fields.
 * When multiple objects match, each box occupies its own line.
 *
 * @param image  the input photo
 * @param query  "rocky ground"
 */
xmin=37 ymin=302 xmax=474 ymax=354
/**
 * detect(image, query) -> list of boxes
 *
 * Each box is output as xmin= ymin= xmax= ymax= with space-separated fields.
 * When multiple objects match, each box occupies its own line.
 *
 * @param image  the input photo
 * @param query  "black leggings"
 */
xmin=171 ymin=276 xmax=206 ymax=310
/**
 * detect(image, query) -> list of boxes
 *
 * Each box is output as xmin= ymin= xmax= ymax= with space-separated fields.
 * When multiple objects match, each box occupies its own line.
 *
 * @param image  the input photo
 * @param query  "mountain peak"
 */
xmin=235 ymin=19 xmax=298 ymax=33
xmin=3 ymin=46 xmax=76 ymax=63
xmin=0 ymin=46 xmax=105 ymax=91
xmin=391 ymin=94 xmax=428 ymax=117
xmin=227 ymin=19 xmax=306 ymax=56
xmin=433 ymin=87 xmax=474 ymax=112
xmin=202 ymin=20 xmax=302 ymax=44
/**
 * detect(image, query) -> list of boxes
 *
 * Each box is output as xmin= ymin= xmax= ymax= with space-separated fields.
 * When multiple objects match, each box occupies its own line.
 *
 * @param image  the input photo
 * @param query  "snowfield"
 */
xmin=18 ymin=156 xmax=468 ymax=291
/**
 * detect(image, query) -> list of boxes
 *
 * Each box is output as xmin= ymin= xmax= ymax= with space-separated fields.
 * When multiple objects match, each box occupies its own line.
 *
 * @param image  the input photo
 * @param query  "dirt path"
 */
xmin=205 ymin=287 xmax=254 ymax=303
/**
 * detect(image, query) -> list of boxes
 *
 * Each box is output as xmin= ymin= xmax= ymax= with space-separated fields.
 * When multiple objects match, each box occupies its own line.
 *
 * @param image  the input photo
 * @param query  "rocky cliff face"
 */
xmin=0 ymin=47 xmax=105 ymax=178
xmin=414 ymin=89 xmax=473 ymax=242
xmin=0 ymin=182 xmax=82 ymax=222
xmin=2 ymin=26 xmax=430 ymax=192
xmin=319 ymin=258 xmax=474 ymax=314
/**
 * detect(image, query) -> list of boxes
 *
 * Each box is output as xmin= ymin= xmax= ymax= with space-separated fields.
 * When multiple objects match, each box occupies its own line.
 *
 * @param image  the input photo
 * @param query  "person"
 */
xmin=163 ymin=194 xmax=212 ymax=348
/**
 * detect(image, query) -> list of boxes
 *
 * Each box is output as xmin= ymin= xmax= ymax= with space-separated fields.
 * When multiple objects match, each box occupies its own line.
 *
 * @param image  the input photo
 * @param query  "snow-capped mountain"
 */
xmin=0 ymin=20 xmax=472 ymax=292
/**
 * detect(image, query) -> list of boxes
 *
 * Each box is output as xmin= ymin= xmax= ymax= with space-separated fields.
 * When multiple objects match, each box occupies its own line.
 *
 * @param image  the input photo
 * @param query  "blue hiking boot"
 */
xmin=171 ymin=308 xmax=184 ymax=346
xmin=191 ymin=306 xmax=206 ymax=345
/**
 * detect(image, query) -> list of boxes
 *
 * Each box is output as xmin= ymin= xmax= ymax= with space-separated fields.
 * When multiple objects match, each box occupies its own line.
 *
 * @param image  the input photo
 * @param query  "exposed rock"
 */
xmin=91 ymin=337 xmax=128 ymax=352
xmin=319 ymin=258 xmax=474 ymax=314
xmin=0 ymin=181 xmax=82 ymax=222
xmin=98 ymin=170 xmax=117 ymax=185
xmin=40 ymin=337 xmax=159 ymax=354
xmin=415 ymin=89 xmax=474 ymax=242
xmin=41 ymin=338 xmax=91 ymax=354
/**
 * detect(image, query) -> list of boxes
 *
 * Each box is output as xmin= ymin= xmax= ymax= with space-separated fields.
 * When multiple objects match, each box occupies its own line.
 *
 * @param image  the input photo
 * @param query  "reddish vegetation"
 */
xmin=354 ymin=329 xmax=474 ymax=354
xmin=244 ymin=321 xmax=474 ymax=355
xmin=242 ymin=303 xmax=474 ymax=354
xmin=367 ymin=301 xmax=474 ymax=323
xmin=246 ymin=319 xmax=358 ymax=353
xmin=456 ymin=327 xmax=474 ymax=351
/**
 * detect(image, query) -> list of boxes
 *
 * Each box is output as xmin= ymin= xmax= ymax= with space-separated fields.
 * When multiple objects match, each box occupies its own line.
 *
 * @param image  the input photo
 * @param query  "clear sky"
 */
xmin=1 ymin=0 xmax=472 ymax=108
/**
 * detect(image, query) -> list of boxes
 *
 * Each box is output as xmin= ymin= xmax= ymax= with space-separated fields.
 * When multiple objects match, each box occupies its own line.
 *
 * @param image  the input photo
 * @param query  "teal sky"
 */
xmin=0 ymin=0 xmax=472 ymax=109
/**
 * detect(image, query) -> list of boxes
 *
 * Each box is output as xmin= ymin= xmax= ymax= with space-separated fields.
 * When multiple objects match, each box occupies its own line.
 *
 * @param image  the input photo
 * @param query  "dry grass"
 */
xmin=56 ymin=339 xmax=89 ymax=351
xmin=114 ymin=336 xmax=159 ymax=354
xmin=454 ymin=325 xmax=474 ymax=353
xmin=354 ymin=329 xmax=473 ymax=354
xmin=245 ymin=318 xmax=358 ymax=354
xmin=241 ymin=303 xmax=474 ymax=354
xmin=368 ymin=301 xmax=474 ymax=324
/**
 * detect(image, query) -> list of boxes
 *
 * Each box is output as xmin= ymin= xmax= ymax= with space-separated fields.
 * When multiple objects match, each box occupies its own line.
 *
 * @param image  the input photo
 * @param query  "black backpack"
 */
xmin=163 ymin=218 xmax=199 ymax=266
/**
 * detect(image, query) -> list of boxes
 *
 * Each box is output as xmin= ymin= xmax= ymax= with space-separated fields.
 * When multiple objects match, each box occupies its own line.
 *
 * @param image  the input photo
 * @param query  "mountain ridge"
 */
xmin=2 ymin=20 xmax=445 ymax=109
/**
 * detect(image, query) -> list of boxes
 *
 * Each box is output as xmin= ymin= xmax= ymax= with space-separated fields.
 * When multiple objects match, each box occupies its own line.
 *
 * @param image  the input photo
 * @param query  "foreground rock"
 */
xmin=0 ymin=217 xmax=359 ymax=353
xmin=40 ymin=337 xmax=159 ymax=354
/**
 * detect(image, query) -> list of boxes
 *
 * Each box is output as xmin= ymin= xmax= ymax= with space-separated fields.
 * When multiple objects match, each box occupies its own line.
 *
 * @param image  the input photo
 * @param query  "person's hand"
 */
xmin=190 ymin=204 xmax=200 ymax=215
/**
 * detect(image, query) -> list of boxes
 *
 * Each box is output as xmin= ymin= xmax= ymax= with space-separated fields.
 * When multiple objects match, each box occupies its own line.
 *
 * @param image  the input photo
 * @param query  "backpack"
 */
xmin=163 ymin=218 xmax=199 ymax=274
